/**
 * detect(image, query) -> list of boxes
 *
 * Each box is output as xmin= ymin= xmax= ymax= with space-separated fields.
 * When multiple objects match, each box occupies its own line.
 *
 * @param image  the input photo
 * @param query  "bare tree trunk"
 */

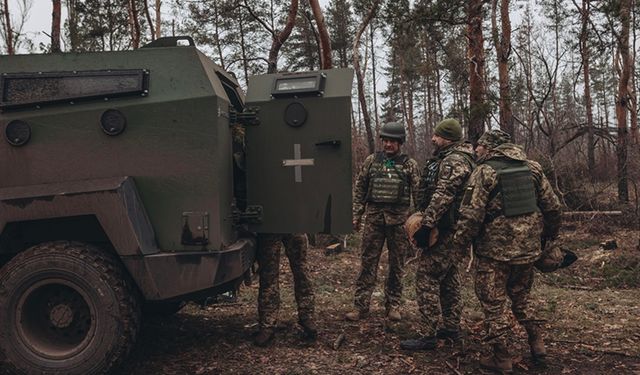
xmin=66 ymin=0 xmax=78 ymax=51
xmin=127 ymin=0 xmax=141 ymax=49
xmin=467 ymin=0 xmax=486 ymax=143
xmin=491 ymin=0 xmax=514 ymax=140
xmin=574 ymin=0 xmax=596 ymax=179
xmin=353 ymin=0 xmax=381 ymax=154
xmin=397 ymin=55 xmax=416 ymax=156
xmin=213 ymin=1 xmax=226 ymax=70
xmin=51 ymin=0 xmax=61 ymax=52
xmin=2 ymin=0 xmax=13 ymax=54
xmin=269 ymin=0 xmax=298 ymax=73
xmin=239 ymin=11 xmax=249 ymax=87
xmin=155 ymin=0 xmax=161 ymax=38
xmin=143 ymin=0 xmax=155 ymax=41
xmin=370 ymin=23 xmax=380 ymax=135
xmin=308 ymin=0 xmax=332 ymax=69
xmin=630 ymin=0 xmax=638 ymax=143
xmin=616 ymin=0 xmax=631 ymax=202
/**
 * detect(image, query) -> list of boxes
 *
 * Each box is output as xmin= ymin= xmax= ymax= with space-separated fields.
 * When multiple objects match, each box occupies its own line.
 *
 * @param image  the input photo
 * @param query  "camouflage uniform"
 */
xmin=414 ymin=141 xmax=475 ymax=336
xmin=453 ymin=141 xmax=561 ymax=359
xmin=352 ymin=152 xmax=420 ymax=312
xmin=257 ymin=233 xmax=315 ymax=330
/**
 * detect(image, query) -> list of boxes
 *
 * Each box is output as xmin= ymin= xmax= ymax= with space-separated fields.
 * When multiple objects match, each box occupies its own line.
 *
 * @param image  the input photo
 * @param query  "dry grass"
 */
xmin=121 ymin=225 xmax=640 ymax=374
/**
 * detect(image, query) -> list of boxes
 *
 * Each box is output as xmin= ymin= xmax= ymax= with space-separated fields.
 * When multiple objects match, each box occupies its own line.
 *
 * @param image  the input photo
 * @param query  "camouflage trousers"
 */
xmin=353 ymin=223 xmax=408 ymax=311
xmin=474 ymin=256 xmax=540 ymax=350
xmin=415 ymin=233 xmax=463 ymax=336
xmin=257 ymin=233 xmax=315 ymax=329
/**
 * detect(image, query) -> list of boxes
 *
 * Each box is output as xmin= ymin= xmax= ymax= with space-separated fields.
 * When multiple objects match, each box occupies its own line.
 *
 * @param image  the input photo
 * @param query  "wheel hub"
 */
xmin=49 ymin=304 xmax=74 ymax=329
xmin=17 ymin=280 xmax=96 ymax=359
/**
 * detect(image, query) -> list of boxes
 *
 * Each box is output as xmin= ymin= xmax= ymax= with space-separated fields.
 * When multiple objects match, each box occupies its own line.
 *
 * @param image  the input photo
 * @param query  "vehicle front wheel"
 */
xmin=0 ymin=241 xmax=141 ymax=375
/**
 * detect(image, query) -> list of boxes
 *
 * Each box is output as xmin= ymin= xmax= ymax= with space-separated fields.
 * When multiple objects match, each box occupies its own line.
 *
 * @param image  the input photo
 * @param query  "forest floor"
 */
xmin=121 ymin=220 xmax=640 ymax=375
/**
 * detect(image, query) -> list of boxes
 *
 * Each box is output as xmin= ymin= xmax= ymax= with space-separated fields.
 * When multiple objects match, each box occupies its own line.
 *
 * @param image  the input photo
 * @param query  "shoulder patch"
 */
xmin=440 ymin=164 xmax=453 ymax=180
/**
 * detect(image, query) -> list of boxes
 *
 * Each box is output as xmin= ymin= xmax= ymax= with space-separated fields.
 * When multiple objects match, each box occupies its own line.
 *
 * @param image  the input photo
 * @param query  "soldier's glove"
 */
xmin=405 ymin=213 xmax=425 ymax=247
xmin=535 ymin=239 xmax=578 ymax=273
xmin=413 ymin=226 xmax=430 ymax=248
xmin=405 ymin=213 xmax=440 ymax=249
xmin=559 ymin=250 xmax=578 ymax=269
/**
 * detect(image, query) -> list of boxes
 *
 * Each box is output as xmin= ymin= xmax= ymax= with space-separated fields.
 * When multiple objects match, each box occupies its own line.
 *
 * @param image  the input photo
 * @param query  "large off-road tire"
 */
xmin=0 ymin=241 xmax=141 ymax=375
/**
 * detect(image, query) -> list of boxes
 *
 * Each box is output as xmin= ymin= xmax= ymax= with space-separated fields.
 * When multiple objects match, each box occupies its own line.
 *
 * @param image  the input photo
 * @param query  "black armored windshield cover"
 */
xmin=0 ymin=69 xmax=150 ymax=111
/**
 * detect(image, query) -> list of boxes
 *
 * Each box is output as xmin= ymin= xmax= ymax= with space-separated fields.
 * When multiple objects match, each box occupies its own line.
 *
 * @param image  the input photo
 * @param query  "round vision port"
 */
xmin=284 ymin=102 xmax=307 ymax=127
xmin=100 ymin=109 xmax=127 ymax=136
xmin=5 ymin=120 xmax=31 ymax=147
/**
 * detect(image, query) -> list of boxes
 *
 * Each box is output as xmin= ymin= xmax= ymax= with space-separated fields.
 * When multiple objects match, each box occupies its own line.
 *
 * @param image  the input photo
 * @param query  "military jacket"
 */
xmin=416 ymin=142 xmax=475 ymax=230
xmin=453 ymin=143 xmax=562 ymax=264
xmin=353 ymin=152 xmax=420 ymax=226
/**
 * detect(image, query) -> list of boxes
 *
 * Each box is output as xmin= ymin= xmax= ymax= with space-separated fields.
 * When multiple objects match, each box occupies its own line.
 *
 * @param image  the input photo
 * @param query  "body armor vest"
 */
xmin=367 ymin=153 xmax=411 ymax=205
xmin=486 ymin=159 xmax=539 ymax=217
xmin=422 ymin=151 xmax=475 ymax=230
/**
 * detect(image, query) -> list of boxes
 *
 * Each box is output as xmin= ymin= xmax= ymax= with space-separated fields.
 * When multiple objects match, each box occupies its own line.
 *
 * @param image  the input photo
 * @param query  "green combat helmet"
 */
xmin=379 ymin=121 xmax=406 ymax=143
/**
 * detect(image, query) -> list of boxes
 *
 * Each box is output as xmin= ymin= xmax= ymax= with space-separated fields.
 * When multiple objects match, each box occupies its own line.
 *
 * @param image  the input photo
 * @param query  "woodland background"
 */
xmin=1 ymin=0 xmax=639 ymax=214
xmin=2 ymin=2 xmax=640 ymax=373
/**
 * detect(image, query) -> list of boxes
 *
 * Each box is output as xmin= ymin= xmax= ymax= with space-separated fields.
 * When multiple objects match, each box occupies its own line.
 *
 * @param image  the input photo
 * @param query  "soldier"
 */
xmin=400 ymin=118 xmax=475 ymax=351
xmin=345 ymin=122 xmax=420 ymax=322
xmin=453 ymin=129 xmax=562 ymax=372
xmin=254 ymin=233 xmax=316 ymax=347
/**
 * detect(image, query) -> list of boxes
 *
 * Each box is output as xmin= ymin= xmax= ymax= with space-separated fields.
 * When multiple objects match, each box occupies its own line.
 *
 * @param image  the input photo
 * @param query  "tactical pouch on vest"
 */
xmin=486 ymin=159 xmax=538 ymax=217
xmin=366 ymin=153 xmax=410 ymax=205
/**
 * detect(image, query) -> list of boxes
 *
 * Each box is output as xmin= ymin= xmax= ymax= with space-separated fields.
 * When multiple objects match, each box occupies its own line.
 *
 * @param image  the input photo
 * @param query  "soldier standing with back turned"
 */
xmin=453 ymin=129 xmax=562 ymax=373
xmin=400 ymin=118 xmax=475 ymax=351
xmin=345 ymin=122 xmax=420 ymax=322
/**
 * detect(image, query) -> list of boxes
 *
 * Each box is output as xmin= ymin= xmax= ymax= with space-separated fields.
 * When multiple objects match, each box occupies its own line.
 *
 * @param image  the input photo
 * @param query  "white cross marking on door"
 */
xmin=282 ymin=144 xmax=315 ymax=183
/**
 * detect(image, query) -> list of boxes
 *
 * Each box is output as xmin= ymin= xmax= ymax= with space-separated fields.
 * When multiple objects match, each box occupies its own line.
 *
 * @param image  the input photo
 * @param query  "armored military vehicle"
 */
xmin=0 ymin=36 xmax=353 ymax=374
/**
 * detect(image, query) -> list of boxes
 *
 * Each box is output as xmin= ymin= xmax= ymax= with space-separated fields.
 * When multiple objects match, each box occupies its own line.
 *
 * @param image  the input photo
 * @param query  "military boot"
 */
xmin=386 ymin=307 xmax=402 ymax=322
xmin=436 ymin=328 xmax=461 ymax=341
xmin=253 ymin=328 xmax=275 ymax=347
xmin=344 ymin=309 xmax=368 ymax=321
xmin=479 ymin=344 xmax=513 ymax=374
xmin=526 ymin=326 xmax=547 ymax=364
xmin=399 ymin=336 xmax=437 ymax=351
xmin=299 ymin=319 xmax=318 ymax=341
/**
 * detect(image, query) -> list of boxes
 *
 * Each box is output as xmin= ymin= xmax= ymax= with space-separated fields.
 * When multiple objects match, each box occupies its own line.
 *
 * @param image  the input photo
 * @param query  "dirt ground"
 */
xmin=120 ymin=224 xmax=640 ymax=374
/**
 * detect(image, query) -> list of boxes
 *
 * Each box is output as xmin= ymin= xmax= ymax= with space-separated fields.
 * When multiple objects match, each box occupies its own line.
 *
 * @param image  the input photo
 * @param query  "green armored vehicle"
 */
xmin=0 ymin=36 xmax=353 ymax=374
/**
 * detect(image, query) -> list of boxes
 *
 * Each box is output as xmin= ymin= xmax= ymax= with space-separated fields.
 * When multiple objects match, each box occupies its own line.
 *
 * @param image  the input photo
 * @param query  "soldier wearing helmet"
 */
xmin=453 ymin=129 xmax=562 ymax=372
xmin=400 ymin=118 xmax=475 ymax=351
xmin=345 ymin=122 xmax=420 ymax=322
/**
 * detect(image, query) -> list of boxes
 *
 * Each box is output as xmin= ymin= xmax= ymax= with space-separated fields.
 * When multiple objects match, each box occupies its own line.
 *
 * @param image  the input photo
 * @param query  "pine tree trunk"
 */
xmin=51 ymin=0 xmax=61 ymax=52
xmin=370 ymin=24 xmax=380 ymax=136
xmin=66 ymin=0 xmax=78 ymax=51
xmin=2 ymin=0 xmax=13 ymax=54
xmin=267 ymin=0 xmax=298 ymax=73
xmin=309 ymin=0 xmax=332 ymax=69
xmin=155 ymin=0 xmax=161 ymax=38
xmin=127 ymin=0 xmax=141 ymax=49
xmin=491 ymin=0 xmax=514 ymax=141
xmin=467 ymin=0 xmax=486 ymax=143
xmin=143 ymin=0 xmax=155 ymax=41
xmin=578 ymin=0 xmax=595 ymax=179
xmin=352 ymin=0 xmax=380 ymax=154
xmin=616 ymin=0 xmax=631 ymax=202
